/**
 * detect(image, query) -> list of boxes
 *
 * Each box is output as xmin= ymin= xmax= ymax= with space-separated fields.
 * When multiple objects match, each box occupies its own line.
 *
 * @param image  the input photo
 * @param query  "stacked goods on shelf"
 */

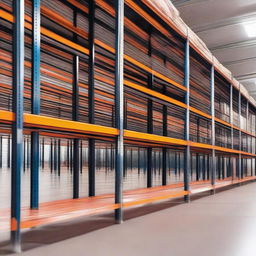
xmin=248 ymin=103 xmax=256 ymax=136
xmin=0 ymin=1 xmax=13 ymax=112
xmin=215 ymin=123 xmax=231 ymax=149
xmin=214 ymin=72 xmax=230 ymax=123
xmin=190 ymin=113 xmax=211 ymax=144
xmin=190 ymin=153 xmax=211 ymax=182
xmin=190 ymin=48 xmax=211 ymax=115
xmin=232 ymin=89 xmax=240 ymax=128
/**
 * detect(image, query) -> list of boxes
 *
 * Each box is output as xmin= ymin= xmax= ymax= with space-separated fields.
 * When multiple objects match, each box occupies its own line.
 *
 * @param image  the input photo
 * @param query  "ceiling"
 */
xmin=172 ymin=0 xmax=256 ymax=99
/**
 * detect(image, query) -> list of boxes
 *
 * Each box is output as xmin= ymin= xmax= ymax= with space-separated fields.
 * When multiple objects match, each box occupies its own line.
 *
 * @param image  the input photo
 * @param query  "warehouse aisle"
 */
xmin=14 ymin=182 xmax=256 ymax=256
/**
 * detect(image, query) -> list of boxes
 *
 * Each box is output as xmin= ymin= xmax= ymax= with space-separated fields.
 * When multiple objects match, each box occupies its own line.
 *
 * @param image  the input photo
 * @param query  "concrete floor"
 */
xmin=4 ymin=182 xmax=256 ymax=256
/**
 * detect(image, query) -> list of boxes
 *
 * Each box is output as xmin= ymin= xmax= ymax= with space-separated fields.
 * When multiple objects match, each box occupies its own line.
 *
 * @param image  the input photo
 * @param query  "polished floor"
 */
xmin=3 ymin=181 xmax=256 ymax=256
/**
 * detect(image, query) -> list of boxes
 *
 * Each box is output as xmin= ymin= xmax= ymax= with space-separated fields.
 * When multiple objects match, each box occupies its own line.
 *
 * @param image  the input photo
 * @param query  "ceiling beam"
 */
xmin=223 ymin=56 xmax=256 ymax=66
xmin=172 ymin=0 xmax=210 ymax=8
xmin=192 ymin=11 xmax=256 ymax=33
xmin=210 ymin=39 xmax=256 ymax=51
xmin=235 ymin=72 xmax=256 ymax=81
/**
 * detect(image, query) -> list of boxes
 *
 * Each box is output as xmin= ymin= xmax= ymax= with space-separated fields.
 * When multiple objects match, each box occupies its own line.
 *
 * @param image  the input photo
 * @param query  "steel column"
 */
xmin=41 ymin=137 xmax=44 ymax=169
xmin=114 ymin=0 xmax=124 ymax=223
xmin=162 ymin=91 xmax=167 ymax=185
xmin=88 ymin=0 xmax=96 ymax=196
xmin=54 ymin=139 xmax=57 ymax=171
xmin=184 ymin=39 xmax=190 ymax=201
xmin=50 ymin=139 xmax=53 ymax=172
xmin=0 ymin=136 xmax=2 ymax=168
xmin=146 ymin=27 xmax=153 ymax=188
xmin=67 ymin=140 xmax=70 ymax=169
xmin=211 ymin=65 xmax=216 ymax=188
xmin=30 ymin=0 xmax=41 ymax=209
xmin=11 ymin=0 xmax=24 ymax=251
xmin=80 ymin=140 xmax=83 ymax=173
xmin=238 ymin=90 xmax=242 ymax=179
xmin=230 ymin=85 xmax=233 ymax=179
xmin=147 ymin=73 xmax=153 ymax=187
xmin=147 ymin=148 xmax=152 ymax=187
xmin=8 ymin=135 xmax=11 ymax=168
xmin=88 ymin=139 xmax=95 ymax=196
xmin=72 ymin=55 xmax=80 ymax=198
xmin=57 ymin=139 xmax=61 ymax=176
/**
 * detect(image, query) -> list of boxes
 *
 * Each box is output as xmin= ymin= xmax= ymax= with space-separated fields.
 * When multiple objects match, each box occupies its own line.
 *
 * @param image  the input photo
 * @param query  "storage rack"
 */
xmin=1 ymin=0 xmax=256 ymax=251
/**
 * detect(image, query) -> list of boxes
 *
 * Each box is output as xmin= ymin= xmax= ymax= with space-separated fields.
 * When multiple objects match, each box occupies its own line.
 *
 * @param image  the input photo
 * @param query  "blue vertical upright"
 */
xmin=88 ymin=0 xmax=96 ymax=197
xmin=230 ymin=84 xmax=234 ymax=177
xmin=115 ymin=0 xmax=124 ymax=223
xmin=238 ymin=88 xmax=242 ymax=179
xmin=184 ymin=38 xmax=190 ymax=202
xmin=11 ymin=0 xmax=25 ymax=252
xmin=211 ymin=65 xmax=216 ymax=189
xmin=31 ymin=0 xmax=41 ymax=209
xmin=73 ymin=55 xmax=80 ymax=198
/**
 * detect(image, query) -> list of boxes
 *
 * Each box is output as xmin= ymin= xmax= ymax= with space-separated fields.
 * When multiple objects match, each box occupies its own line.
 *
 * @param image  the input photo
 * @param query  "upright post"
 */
xmin=238 ymin=89 xmax=242 ymax=180
xmin=72 ymin=54 xmax=80 ymax=198
xmin=30 ymin=0 xmax=40 ymax=209
xmin=114 ymin=0 xmax=124 ymax=223
xmin=80 ymin=140 xmax=83 ymax=173
xmin=41 ymin=137 xmax=44 ymax=169
xmin=230 ymin=84 xmax=234 ymax=179
xmin=11 ymin=0 xmax=24 ymax=251
xmin=67 ymin=140 xmax=70 ymax=169
xmin=54 ymin=139 xmax=57 ymax=171
xmin=8 ymin=135 xmax=11 ymax=168
xmin=71 ymin=8 xmax=80 ymax=198
xmin=211 ymin=65 xmax=216 ymax=191
xmin=162 ymin=86 xmax=167 ymax=185
xmin=88 ymin=0 xmax=96 ymax=196
xmin=57 ymin=139 xmax=61 ymax=176
xmin=184 ymin=39 xmax=190 ymax=202
xmin=0 ymin=136 xmax=2 ymax=168
xmin=50 ymin=138 xmax=53 ymax=172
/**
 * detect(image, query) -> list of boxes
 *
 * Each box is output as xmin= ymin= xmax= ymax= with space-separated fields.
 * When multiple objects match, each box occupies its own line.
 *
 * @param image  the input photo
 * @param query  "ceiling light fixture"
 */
xmin=243 ymin=21 xmax=256 ymax=38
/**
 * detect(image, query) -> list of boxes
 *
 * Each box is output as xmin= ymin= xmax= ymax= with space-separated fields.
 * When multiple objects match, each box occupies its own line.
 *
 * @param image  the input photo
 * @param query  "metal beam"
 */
xmin=211 ymin=39 xmax=256 ymax=51
xmin=193 ymin=11 xmax=256 ymax=33
xmin=30 ymin=0 xmax=41 ymax=210
xmin=235 ymin=72 xmax=256 ymax=81
xmin=223 ymin=56 xmax=256 ymax=66
xmin=114 ymin=0 xmax=124 ymax=224
xmin=11 ymin=0 xmax=24 ymax=252
xmin=172 ymin=0 xmax=209 ymax=8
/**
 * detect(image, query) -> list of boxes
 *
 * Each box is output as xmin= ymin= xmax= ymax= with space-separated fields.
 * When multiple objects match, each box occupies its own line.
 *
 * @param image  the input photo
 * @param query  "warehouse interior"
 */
xmin=1 ymin=0 xmax=256 ymax=255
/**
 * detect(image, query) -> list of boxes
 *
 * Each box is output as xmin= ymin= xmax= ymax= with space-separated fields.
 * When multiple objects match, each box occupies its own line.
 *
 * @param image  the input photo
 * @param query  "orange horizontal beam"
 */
xmin=23 ymin=114 xmax=118 ymax=137
xmin=124 ymin=130 xmax=188 ymax=146
xmin=0 ymin=9 xmax=89 ymax=55
xmin=189 ymin=107 xmax=211 ymax=119
xmin=124 ymin=80 xmax=187 ymax=109
xmin=1 ymin=112 xmax=255 ymax=157
xmin=214 ymin=117 xmax=232 ymax=128
xmin=0 ymin=110 xmax=118 ymax=137
xmin=123 ymin=191 xmax=188 ymax=208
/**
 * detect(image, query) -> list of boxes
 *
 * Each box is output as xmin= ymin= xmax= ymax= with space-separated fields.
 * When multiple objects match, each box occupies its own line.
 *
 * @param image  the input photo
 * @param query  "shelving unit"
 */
xmin=1 ymin=0 xmax=256 ymax=251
